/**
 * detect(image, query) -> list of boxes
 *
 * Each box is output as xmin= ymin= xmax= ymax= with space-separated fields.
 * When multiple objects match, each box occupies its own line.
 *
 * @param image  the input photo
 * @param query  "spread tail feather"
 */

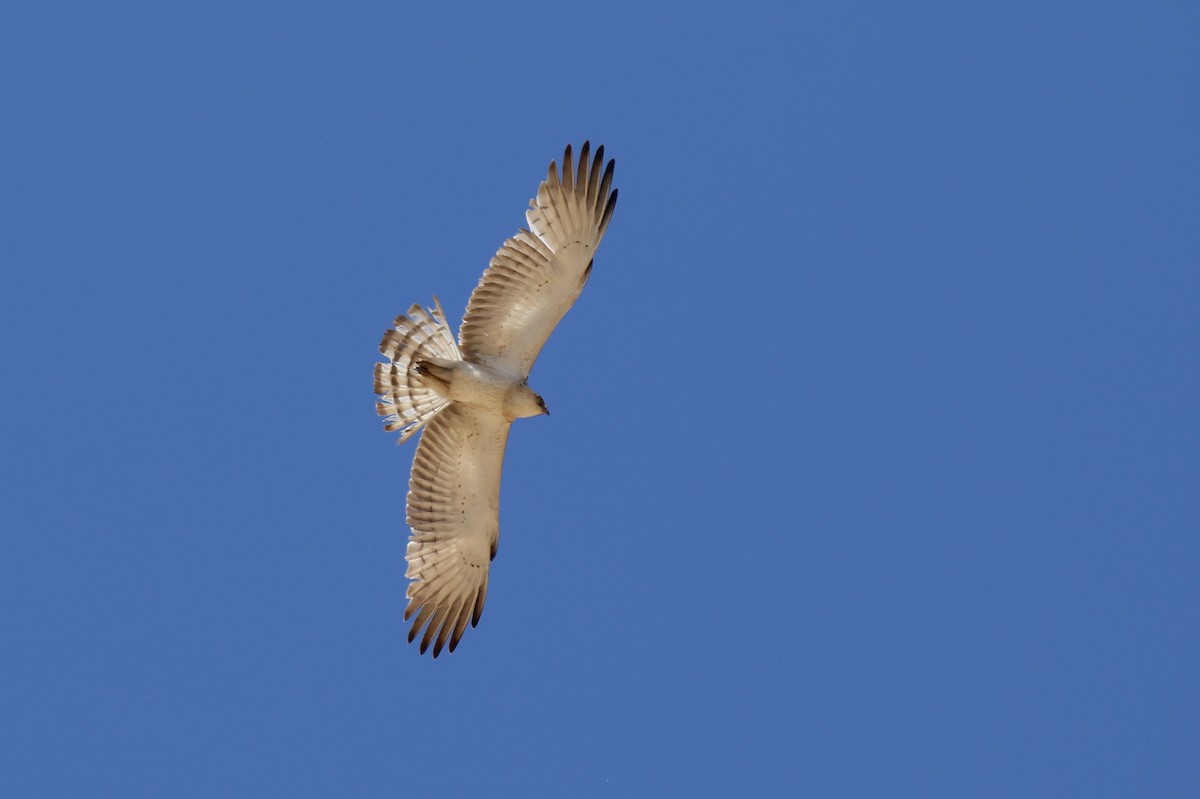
xmin=374 ymin=297 xmax=462 ymax=444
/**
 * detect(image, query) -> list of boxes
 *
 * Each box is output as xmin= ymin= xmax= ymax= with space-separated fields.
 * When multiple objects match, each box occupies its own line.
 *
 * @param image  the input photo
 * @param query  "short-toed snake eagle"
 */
xmin=374 ymin=143 xmax=617 ymax=656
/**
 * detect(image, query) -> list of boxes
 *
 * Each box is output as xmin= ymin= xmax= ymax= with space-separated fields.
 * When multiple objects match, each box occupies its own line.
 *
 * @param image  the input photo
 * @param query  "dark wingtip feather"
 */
xmin=576 ymin=141 xmax=590 ymax=188
xmin=595 ymin=158 xmax=615 ymax=220
xmin=471 ymin=587 xmax=485 ymax=626
xmin=599 ymin=187 xmax=618 ymax=235
xmin=561 ymin=144 xmax=575 ymax=192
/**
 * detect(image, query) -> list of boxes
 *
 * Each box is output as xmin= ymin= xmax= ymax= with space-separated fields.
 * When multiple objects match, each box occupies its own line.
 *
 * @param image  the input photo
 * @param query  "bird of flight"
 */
xmin=374 ymin=143 xmax=618 ymax=656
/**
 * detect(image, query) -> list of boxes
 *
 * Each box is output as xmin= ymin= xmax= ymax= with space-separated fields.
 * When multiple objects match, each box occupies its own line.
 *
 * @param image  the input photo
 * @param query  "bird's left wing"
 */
xmin=459 ymin=142 xmax=617 ymax=378
xmin=404 ymin=403 xmax=511 ymax=656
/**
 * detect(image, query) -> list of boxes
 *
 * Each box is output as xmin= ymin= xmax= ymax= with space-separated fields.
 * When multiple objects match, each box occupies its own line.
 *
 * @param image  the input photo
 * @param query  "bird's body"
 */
xmin=415 ymin=358 xmax=547 ymax=421
xmin=374 ymin=143 xmax=617 ymax=656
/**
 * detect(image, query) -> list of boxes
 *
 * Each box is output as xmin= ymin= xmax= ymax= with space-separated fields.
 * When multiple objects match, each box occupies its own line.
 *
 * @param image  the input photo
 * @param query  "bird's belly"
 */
xmin=444 ymin=361 xmax=514 ymax=409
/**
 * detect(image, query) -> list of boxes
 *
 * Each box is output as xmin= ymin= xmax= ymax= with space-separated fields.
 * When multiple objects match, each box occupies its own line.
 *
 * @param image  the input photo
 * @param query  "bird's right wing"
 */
xmin=403 ymin=403 xmax=510 ymax=657
xmin=459 ymin=142 xmax=617 ymax=378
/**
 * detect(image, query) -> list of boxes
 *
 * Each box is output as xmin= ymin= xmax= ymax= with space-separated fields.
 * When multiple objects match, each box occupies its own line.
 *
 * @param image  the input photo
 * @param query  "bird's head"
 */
xmin=507 ymin=383 xmax=549 ymax=420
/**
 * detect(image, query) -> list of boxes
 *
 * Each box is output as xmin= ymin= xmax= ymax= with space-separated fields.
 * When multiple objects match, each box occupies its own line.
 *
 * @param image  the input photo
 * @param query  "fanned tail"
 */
xmin=374 ymin=297 xmax=462 ymax=444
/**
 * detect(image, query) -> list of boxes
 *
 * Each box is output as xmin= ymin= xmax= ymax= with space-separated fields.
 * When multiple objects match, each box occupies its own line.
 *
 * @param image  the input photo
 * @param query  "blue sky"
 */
xmin=2 ymin=2 xmax=1198 ymax=795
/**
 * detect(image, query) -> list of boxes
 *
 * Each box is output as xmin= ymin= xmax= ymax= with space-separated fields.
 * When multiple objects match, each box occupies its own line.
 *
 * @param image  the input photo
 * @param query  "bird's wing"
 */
xmin=404 ymin=403 xmax=510 ymax=657
xmin=459 ymin=142 xmax=617 ymax=377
